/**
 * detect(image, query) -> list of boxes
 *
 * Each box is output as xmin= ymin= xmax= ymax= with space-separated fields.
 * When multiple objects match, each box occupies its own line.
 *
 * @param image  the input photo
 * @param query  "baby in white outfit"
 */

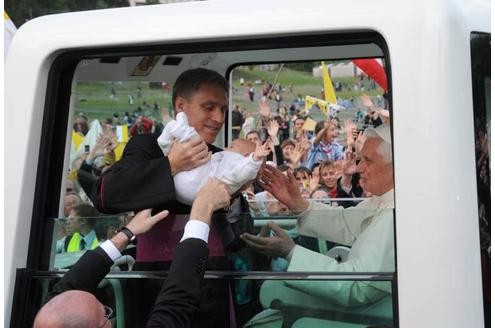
xmin=157 ymin=112 xmax=268 ymax=205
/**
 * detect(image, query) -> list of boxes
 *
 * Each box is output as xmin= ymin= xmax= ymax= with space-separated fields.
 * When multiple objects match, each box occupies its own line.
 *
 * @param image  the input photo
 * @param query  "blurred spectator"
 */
xmin=275 ymin=105 xmax=290 ymax=142
xmin=73 ymin=114 xmax=89 ymax=136
xmin=294 ymin=166 xmax=312 ymax=191
xmin=281 ymin=139 xmax=295 ymax=164
xmin=231 ymin=105 xmax=244 ymax=140
xmin=130 ymin=115 xmax=154 ymax=136
xmin=63 ymin=193 xmax=82 ymax=217
xmin=65 ymin=204 xmax=101 ymax=253
xmin=306 ymin=120 xmax=344 ymax=169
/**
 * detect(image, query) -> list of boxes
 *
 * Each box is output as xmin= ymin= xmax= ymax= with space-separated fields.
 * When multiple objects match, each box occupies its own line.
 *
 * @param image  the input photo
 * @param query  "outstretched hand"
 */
xmin=360 ymin=94 xmax=374 ymax=108
xmin=258 ymin=99 xmax=272 ymax=118
xmin=253 ymin=141 xmax=271 ymax=161
xmin=241 ymin=221 xmax=295 ymax=258
xmin=267 ymin=119 xmax=279 ymax=139
xmin=258 ymin=165 xmax=309 ymax=213
xmin=126 ymin=209 xmax=169 ymax=236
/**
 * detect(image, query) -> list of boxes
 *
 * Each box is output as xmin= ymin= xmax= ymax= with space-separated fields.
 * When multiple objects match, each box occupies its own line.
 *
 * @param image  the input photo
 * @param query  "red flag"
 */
xmin=352 ymin=59 xmax=388 ymax=91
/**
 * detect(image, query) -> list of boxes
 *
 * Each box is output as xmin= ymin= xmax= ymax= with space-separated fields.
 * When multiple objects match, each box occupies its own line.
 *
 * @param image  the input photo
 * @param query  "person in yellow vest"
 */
xmin=66 ymin=203 xmax=101 ymax=252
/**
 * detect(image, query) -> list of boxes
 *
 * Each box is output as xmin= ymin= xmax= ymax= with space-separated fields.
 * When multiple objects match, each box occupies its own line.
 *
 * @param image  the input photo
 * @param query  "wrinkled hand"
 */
xmin=126 ymin=208 xmax=169 ymax=236
xmin=241 ymin=221 xmax=295 ymax=258
xmin=190 ymin=179 xmax=230 ymax=224
xmin=267 ymin=119 xmax=279 ymax=138
xmin=168 ymin=136 xmax=211 ymax=175
xmin=259 ymin=165 xmax=309 ymax=213
xmin=253 ymin=141 xmax=271 ymax=161
xmin=258 ymin=99 xmax=272 ymax=118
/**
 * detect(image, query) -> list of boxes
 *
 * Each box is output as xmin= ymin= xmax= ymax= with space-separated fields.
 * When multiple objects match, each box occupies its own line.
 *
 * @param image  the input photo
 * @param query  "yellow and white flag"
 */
xmin=321 ymin=61 xmax=337 ymax=104
xmin=4 ymin=11 xmax=17 ymax=60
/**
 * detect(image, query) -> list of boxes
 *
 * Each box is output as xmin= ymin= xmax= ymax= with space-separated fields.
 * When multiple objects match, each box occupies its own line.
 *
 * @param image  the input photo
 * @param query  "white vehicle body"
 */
xmin=5 ymin=0 xmax=489 ymax=326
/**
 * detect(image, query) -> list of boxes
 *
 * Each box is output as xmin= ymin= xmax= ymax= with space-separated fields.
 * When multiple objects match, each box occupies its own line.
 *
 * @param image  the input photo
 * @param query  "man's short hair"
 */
xmin=245 ymin=130 xmax=261 ymax=139
xmin=72 ymin=204 xmax=100 ymax=229
xmin=172 ymin=68 xmax=229 ymax=108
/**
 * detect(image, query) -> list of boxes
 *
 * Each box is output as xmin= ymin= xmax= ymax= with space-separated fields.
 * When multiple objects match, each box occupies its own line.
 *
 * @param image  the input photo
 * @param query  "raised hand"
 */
xmin=259 ymin=165 xmax=309 ymax=213
xmin=360 ymin=93 xmax=374 ymax=108
xmin=267 ymin=119 xmax=280 ymax=139
xmin=355 ymin=130 xmax=366 ymax=155
xmin=342 ymin=149 xmax=357 ymax=176
xmin=287 ymin=142 xmax=306 ymax=166
xmin=258 ymin=99 xmax=272 ymax=118
xmin=168 ymin=136 xmax=211 ymax=175
xmin=309 ymin=165 xmax=321 ymax=192
xmin=253 ymin=141 xmax=272 ymax=161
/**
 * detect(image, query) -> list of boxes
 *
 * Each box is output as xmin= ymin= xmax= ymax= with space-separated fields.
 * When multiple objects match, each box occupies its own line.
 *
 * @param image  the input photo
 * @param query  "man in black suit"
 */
xmin=33 ymin=179 xmax=231 ymax=328
xmin=90 ymin=68 xmax=232 ymax=326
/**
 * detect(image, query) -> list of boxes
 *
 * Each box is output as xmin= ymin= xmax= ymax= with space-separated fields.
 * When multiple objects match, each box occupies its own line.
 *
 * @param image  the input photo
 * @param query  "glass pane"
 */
xmin=23 ymin=275 xmax=395 ymax=328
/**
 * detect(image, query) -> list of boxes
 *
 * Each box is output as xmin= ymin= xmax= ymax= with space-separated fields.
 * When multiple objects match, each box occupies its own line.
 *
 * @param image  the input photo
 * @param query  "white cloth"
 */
xmin=286 ymin=189 xmax=395 ymax=307
xmin=157 ymin=112 xmax=198 ymax=154
xmin=180 ymin=220 xmax=210 ymax=243
xmin=157 ymin=112 xmax=262 ymax=205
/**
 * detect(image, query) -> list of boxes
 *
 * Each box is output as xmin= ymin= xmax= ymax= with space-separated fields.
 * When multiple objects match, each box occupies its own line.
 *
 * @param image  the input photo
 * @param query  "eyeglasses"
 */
xmin=99 ymin=305 xmax=114 ymax=328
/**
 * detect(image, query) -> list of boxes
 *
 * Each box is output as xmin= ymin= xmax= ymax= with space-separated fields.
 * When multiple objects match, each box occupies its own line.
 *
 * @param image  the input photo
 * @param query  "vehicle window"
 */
xmin=33 ymin=35 xmax=398 ymax=328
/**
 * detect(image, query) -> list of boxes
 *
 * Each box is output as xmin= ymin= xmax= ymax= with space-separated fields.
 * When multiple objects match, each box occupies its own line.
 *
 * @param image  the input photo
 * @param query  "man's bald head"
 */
xmin=34 ymin=290 xmax=109 ymax=328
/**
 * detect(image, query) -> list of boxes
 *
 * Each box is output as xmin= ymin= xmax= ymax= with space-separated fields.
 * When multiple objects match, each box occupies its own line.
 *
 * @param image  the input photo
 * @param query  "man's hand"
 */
xmin=111 ymin=209 xmax=169 ymax=252
xmin=126 ymin=209 xmax=169 ymax=236
xmin=259 ymin=165 xmax=309 ymax=213
xmin=190 ymin=179 xmax=230 ymax=225
xmin=241 ymin=221 xmax=295 ymax=258
xmin=168 ymin=136 xmax=211 ymax=175
xmin=253 ymin=141 xmax=271 ymax=161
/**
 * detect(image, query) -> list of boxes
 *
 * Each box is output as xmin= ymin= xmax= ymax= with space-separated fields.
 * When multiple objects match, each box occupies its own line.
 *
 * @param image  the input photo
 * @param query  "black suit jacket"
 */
xmin=91 ymin=133 xmax=221 ymax=215
xmin=46 ymin=238 xmax=209 ymax=328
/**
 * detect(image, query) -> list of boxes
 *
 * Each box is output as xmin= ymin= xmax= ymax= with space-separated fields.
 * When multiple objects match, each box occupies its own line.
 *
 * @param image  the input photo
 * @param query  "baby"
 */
xmin=157 ymin=112 xmax=269 ymax=205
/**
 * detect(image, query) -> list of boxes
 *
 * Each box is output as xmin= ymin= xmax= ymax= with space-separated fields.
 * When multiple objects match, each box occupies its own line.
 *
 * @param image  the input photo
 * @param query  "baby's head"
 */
xmin=226 ymin=139 xmax=256 ymax=156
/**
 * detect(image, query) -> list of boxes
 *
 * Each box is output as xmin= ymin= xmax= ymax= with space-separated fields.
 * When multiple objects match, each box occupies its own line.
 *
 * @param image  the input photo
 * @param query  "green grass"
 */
xmin=73 ymin=65 xmax=383 ymax=124
xmin=74 ymin=81 xmax=172 ymax=121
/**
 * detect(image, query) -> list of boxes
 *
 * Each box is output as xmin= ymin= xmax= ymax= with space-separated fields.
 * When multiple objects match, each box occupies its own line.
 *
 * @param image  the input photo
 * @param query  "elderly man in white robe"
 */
xmin=241 ymin=124 xmax=395 ymax=309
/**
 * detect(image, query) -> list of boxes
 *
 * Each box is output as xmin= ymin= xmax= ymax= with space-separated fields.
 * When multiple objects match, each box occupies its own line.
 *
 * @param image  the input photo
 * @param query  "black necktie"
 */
xmin=80 ymin=238 xmax=86 ymax=250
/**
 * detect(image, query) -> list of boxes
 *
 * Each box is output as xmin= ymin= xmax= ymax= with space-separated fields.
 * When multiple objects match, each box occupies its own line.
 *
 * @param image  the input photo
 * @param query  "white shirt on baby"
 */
xmin=157 ymin=112 xmax=262 ymax=205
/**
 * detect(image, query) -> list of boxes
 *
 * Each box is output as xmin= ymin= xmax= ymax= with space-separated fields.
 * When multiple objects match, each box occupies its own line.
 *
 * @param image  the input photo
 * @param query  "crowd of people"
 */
xmin=46 ymin=67 xmax=396 ymax=327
